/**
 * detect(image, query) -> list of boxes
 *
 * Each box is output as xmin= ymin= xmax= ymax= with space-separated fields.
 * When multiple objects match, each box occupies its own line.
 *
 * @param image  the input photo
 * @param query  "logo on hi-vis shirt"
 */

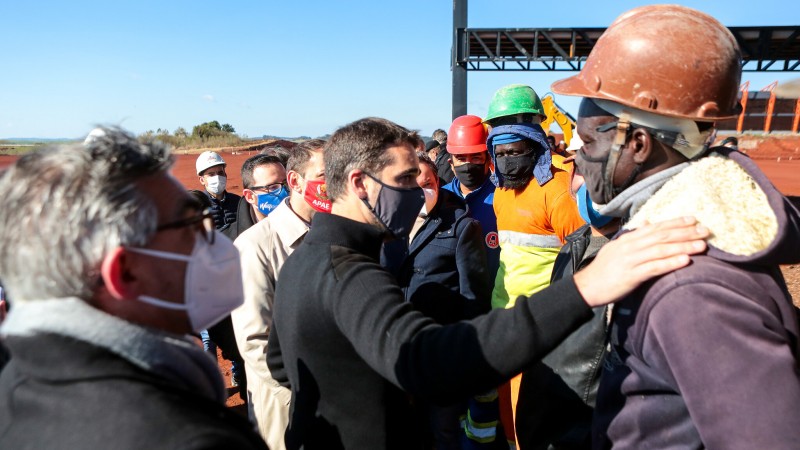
xmin=485 ymin=231 xmax=499 ymax=249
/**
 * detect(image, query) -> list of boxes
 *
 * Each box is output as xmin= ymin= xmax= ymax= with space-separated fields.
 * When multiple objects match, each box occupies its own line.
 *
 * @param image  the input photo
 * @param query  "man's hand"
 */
xmin=575 ymin=216 xmax=709 ymax=307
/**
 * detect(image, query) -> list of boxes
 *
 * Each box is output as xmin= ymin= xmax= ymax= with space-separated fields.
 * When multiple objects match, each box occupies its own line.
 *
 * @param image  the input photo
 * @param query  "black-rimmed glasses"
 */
xmin=156 ymin=208 xmax=215 ymax=244
xmin=247 ymin=183 xmax=286 ymax=194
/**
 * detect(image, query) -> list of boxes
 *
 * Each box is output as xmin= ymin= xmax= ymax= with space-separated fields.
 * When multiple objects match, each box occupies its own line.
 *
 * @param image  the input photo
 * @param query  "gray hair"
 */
xmin=432 ymin=129 xmax=447 ymax=145
xmin=0 ymin=127 xmax=173 ymax=302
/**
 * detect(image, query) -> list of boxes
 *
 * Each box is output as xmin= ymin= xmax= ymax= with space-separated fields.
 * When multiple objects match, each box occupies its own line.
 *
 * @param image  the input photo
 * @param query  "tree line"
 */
xmin=141 ymin=121 xmax=247 ymax=149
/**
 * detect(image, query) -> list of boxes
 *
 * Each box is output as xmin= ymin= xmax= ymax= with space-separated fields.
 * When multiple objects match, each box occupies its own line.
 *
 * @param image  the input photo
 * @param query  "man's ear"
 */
xmin=349 ymin=169 xmax=368 ymax=200
xmin=287 ymin=170 xmax=303 ymax=195
xmin=630 ymin=128 xmax=653 ymax=165
xmin=100 ymin=247 xmax=137 ymax=301
xmin=242 ymin=189 xmax=256 ymax=205
xmin=197 ymin=175 xmax=206 ymax=187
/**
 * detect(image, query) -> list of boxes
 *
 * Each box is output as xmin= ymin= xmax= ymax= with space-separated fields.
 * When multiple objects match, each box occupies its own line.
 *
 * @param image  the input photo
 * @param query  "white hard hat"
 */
xmin=83 ymin=128 xmax=106 ymax=145
xmin=566 ymin=135 xmax=584 ymax=153
xmin=195 ymin=151 xmax=226 ymax=175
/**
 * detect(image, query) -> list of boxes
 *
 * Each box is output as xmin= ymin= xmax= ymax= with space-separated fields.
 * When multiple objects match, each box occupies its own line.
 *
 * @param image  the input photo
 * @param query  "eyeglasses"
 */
xmin=156 ymin=208 xmax=215 ymax=245
xmin=247 ymin=182 xmax=286 ymax=195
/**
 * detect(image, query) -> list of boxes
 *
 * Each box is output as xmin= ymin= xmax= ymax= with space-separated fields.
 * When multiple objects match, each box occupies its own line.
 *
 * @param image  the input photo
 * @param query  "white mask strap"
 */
xmin=137 ymin=295 xmax=188 ymax=311
xmin=127 ymin=247 xmax=193 ymax=263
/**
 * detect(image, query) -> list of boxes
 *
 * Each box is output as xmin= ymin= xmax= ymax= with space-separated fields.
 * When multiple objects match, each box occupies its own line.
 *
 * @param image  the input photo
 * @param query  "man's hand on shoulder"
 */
xmin=575 ymin=216 xmax=709 ymax=307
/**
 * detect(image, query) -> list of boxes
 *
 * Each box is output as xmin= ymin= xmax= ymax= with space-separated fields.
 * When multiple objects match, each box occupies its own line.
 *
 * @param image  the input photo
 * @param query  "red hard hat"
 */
xmin=447 ymin=115 xmax=488 ymax=154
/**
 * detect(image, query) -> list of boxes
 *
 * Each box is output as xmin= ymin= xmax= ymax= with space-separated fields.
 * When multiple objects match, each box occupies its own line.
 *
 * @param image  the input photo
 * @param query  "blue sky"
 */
xmin=1 ymin=0 xmax=798 ymax=139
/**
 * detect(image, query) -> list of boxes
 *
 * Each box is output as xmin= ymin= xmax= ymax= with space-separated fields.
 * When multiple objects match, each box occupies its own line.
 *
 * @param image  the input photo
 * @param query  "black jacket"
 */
xmin=0 ymin=333 xmax=267 ymax=449
xmin=516 ymin=224 xmax=610 ymax=450
xmin=435 ymin=144 xmax=454 ymax=184
xmin=222 ymin=196 xmax=258 ymax=242
xmin=381 ymin=189 xmax=491 ymax=324
xmin=205 ymin=190 xmax=240 ymax=232
xmin=267 ymin=212 xmax=593 ymax=450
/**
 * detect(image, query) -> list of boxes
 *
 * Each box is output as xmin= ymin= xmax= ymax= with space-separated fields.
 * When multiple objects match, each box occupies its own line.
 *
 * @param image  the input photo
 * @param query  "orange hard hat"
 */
xmin=552 ymin=5 xmax=742 ymax=122
xmin=447 ymin=115 xmax=488 ymax=154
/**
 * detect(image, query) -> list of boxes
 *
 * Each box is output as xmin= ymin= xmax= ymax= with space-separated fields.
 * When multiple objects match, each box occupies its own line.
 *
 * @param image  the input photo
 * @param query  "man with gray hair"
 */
xmin=432 ymin=127 xmax=455 ymax=183
xmin=0 ymin=127 xmax=267 ymax=449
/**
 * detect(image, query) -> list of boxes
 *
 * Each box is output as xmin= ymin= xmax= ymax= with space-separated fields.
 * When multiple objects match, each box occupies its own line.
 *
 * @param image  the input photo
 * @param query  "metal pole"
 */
xmin=452 ymin=0 xmax=468 ymax=119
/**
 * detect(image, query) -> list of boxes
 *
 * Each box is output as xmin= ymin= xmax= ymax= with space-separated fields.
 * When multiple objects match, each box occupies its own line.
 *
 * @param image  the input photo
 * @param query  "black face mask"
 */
xmin=576 ymin=147 xmax=610 ymax=204
xmin=496 ymin=151 xmax=535 ymax=183
xmin=362 ymin=173 xmax=425 ymax=240
xmin=453 ymin=162 xmax=488 ymax=190
xmin=577 ymin=144 xmax=642 ymax=205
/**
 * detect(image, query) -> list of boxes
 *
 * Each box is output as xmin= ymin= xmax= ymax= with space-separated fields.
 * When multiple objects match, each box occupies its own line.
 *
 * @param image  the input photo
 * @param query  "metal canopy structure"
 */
xmin=450 ymin=0 xmax=800 ymax=121
xmin=456 ymin=26 xmax=800 ymax=72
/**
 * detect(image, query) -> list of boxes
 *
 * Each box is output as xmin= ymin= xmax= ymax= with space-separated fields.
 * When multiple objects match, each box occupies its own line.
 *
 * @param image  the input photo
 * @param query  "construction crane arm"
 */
xmin=541 ymin=94 xmax=576 ymax=146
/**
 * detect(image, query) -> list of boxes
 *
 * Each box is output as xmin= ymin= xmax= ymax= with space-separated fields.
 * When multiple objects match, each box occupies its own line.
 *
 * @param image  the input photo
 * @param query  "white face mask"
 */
xmin=127 ymin=231 xmax=243 ymax=333
xmin=205 ymin=175 xmax=227 ymax=195
xmin=419 ymin=188 xmax=438 ymax=217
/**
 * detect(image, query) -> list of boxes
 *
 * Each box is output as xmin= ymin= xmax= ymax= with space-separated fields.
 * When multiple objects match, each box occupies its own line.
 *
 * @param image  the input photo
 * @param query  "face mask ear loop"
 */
xmin=603 ymin=112 xmax=631 ymax=204
xmin=360 ymin=177 xmax=394 ymax=238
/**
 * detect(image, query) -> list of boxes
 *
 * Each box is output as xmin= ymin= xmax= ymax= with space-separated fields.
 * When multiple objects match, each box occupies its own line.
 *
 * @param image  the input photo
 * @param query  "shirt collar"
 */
xmin=269 ymin=198 xmax=310 ymax=248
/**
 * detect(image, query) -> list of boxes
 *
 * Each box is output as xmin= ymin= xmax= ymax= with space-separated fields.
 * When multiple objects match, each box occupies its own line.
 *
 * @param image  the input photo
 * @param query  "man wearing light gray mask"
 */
xmin=0 ymin=127 xmax=267 ymax=449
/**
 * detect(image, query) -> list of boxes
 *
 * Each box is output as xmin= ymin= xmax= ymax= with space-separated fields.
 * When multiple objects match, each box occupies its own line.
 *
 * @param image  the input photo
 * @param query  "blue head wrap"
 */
xmin=487 ymin=123 xmax=553 ymax=187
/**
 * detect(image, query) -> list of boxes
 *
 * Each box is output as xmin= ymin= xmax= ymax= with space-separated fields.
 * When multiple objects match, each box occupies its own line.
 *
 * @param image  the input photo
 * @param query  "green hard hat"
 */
xmin=484 ymin=84 xmax=545 ymax=123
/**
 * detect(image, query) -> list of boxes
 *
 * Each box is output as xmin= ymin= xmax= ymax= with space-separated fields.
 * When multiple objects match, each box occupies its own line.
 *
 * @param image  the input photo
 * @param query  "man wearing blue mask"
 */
xmin=223 ymin=154 xmax=288 ymax=241
xmin=0 ymin=127 xmax=266 ymax=449
xmin=231 ymin=139 xmax=328 ymax=450
xmin=265 ymin=117 xmax=710 ymax=450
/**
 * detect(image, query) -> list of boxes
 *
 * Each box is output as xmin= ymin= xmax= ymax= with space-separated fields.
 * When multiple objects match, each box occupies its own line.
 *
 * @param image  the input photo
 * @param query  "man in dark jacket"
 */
xmin=196 ymin=150 xmax=240 ymax=231
xmin=382 ymin=153 xmax=490 ymax=325
xmin=0 ymin=128 xmax=267 ymax=449
xmin=552 ymin=6 xmax=800 ymax=448
xmin=381 ymin=152 xmax=492 ymax=448
xmin=265 ymin=117 xmax=709 ymax=449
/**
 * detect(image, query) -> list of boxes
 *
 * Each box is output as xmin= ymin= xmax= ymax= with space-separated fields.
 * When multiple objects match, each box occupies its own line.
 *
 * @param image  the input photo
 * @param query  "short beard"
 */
xmin=501 ymin=174 xmax=532 ymax=190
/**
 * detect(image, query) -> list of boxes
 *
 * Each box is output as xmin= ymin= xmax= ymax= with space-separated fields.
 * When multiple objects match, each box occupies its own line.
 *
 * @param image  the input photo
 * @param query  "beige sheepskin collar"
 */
xmin=625 ymin=155 xmax=777 ymax=256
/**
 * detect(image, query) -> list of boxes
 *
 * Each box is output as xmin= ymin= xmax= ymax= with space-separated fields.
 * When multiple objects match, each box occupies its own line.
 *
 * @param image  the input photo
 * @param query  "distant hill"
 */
xmin=253 ymin=133 xmax=432 ymax=142
xmin=253 ymin=135 xmax=337 ymax=141
xmin=1 ymin=137 xmax=76 ymax=145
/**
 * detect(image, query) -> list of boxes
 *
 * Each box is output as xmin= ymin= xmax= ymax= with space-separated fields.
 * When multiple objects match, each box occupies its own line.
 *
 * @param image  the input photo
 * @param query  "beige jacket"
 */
xmin=231 ymin=199 xmax=309 ymax=450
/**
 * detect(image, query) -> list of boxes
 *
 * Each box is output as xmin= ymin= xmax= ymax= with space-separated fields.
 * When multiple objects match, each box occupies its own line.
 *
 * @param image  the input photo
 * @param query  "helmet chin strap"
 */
xmin=603 ymin=112 xmax=631 ymax=204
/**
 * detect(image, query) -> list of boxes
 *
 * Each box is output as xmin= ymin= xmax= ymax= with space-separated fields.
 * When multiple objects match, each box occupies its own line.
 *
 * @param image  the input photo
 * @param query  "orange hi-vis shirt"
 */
xmin=491 ymin=159 xmax=584 ymax=309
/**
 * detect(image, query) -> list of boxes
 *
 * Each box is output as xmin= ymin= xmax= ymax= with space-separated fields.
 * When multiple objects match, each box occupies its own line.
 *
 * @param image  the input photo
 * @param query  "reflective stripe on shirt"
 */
xmin=498 ymin=230 xmax=562 ymax=249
